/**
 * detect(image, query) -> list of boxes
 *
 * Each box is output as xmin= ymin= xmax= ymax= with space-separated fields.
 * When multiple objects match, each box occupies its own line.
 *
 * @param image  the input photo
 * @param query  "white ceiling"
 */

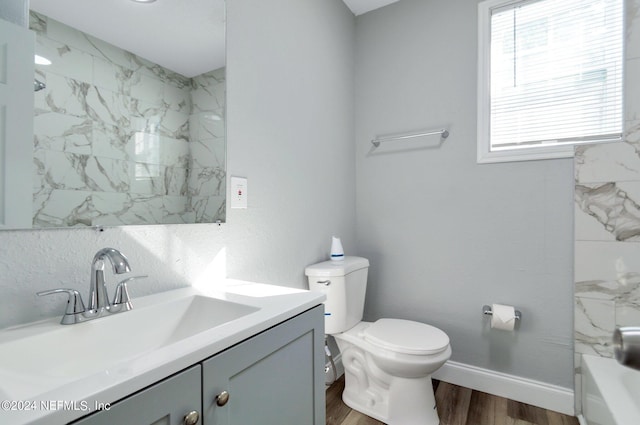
xmin=30 ymin=0 xmax=226 ymax=78
xmin=29 ymin=0 xmax=398 ymax=79
xmin=342 ymin=0 xmax=400 ymax=16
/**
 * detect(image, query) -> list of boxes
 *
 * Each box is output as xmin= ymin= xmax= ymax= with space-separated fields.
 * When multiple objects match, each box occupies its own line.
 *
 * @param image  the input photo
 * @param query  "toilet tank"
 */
xmin=305 ymin=256 xmax=369 ymax=334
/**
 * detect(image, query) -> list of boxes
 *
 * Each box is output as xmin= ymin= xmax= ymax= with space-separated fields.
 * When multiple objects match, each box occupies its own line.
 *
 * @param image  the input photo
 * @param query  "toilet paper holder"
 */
xmin=482 ymin=305 xmax=522 ymax=321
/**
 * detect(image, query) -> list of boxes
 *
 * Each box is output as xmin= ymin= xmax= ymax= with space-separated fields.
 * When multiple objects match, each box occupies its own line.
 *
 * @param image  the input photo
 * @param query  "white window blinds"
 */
xmin=489 ymin=0 xmax=623 ymax=151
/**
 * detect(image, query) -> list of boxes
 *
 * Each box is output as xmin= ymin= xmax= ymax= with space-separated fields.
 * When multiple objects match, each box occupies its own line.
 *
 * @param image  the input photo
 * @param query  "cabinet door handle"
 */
xmin=183 ymin=410 xmax=199 ymax=425
xmin=216 ymin=390 xmax=230 ymax=406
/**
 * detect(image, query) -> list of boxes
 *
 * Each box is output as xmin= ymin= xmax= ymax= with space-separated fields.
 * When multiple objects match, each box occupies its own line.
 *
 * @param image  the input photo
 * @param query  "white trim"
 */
xmin=327 ymin=355 xmax=574 ymax=416
xmin=476 ymin=0 xmax=492 ymax=163
xmin=432 ymin=360 xmax=575 ymax=416
xmin=577 ymin=414 xmax=588 ymax=425
xmin=477 ymin=144 xmax=575 ymax=164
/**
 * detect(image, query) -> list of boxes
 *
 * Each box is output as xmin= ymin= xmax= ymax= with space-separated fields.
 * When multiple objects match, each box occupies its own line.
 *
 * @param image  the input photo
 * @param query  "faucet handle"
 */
xmin=112 ymin=275 xmax=147 ymax=310
xmin=37 ymin=289 xmax=86 ymax=324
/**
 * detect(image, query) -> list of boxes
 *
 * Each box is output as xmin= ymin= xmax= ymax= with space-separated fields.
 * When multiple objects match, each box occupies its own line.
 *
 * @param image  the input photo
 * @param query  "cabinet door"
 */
xmin=72 ymin=365 xmax=202 ymax=425
xmin=202 ymin=306 xmax=325 ymax=425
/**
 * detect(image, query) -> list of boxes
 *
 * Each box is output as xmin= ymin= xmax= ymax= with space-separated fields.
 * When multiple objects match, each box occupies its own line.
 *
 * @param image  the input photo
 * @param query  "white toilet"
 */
xmin=305 ymin=256 xmax=451 ymax=425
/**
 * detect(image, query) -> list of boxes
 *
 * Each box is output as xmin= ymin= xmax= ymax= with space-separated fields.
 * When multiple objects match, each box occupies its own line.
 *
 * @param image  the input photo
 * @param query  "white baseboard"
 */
xmin=433 ymin=360 xmax=575 ymax=416
xmin=326 ymin=355 xmax=574 ymax=416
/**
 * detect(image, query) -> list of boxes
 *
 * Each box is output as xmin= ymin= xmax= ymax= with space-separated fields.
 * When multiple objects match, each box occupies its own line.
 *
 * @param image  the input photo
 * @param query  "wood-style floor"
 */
xmin=326 ymin=376 xmax=579 ymax=425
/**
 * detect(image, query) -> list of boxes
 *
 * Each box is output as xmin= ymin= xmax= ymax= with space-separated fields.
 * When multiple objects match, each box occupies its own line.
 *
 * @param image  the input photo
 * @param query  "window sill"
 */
xmin=477 ymin=145 xmax=575 ymax=164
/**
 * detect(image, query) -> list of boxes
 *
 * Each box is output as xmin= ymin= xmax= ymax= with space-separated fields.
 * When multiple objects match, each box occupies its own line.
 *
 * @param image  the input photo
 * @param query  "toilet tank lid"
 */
xmin=304 ymin=256 xmax=369 ymax=277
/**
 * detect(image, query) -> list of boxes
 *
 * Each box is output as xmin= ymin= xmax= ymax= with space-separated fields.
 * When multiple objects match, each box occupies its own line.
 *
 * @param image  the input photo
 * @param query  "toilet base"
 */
xmin=342 ymin=373 xmax=440 ymax=425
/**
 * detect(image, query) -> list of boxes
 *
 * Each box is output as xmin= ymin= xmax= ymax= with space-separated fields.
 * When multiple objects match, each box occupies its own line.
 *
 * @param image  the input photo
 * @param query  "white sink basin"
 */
xmin=0 ymin=293 xmax=258 ymax=400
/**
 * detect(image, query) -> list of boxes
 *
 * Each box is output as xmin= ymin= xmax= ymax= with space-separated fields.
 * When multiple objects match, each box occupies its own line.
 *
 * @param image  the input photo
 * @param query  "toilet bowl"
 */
xmin=335 ymin=320 xmax=451 ymax=424
xmin=305 ymin=257 xmax=451 ymax=425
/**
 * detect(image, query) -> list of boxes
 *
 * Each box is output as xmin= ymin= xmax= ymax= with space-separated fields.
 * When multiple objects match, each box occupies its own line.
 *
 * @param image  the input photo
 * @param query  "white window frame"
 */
xmin=477 ymin=0 xmax=624 ymax=164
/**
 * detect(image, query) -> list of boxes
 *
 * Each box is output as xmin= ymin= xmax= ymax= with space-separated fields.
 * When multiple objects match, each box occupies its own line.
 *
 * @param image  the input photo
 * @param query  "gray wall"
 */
xmin=0 ymin=0 xmax=356 ymax=328
xmin=0 ymin=0 xmax=28 ymax=26
xmin=354 ymin=0 xmax=575 ymax=388
xmin=225 ymin=0 xmax=356 ymax=284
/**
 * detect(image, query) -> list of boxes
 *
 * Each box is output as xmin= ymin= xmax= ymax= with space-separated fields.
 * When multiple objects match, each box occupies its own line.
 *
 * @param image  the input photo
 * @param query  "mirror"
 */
xmin=14 ymin=0 xmax=226 ymax=229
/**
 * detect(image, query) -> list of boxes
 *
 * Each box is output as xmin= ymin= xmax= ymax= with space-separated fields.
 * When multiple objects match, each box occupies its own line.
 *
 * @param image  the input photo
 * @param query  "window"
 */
xmin=477 ymin=0 xmax=624 ymax=163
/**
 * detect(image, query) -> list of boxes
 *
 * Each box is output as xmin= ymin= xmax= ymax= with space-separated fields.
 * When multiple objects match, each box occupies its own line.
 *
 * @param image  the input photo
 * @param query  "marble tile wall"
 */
xmin=29 ymin=12 xmax=225 ymax=226
xmin=189 ymin=69 xmax=226 ymax=223
xmin=573 ymin=0 xmax=640 ymax=412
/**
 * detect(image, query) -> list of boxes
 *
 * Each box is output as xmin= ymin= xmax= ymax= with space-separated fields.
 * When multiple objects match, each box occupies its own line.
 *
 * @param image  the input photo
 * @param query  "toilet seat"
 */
xmin=363 ymin=318 xmax=449 ymax=355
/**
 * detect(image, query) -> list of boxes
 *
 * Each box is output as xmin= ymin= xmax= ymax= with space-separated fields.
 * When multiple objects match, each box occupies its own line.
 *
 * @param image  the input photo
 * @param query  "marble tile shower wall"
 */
xmin=29 ymin=12 xmax=225 ymax=226
xmin=189 ymin=69 xmax=226 ymax=223
xmin=574 ymin=0 xmax=640 ymax=359
xmin=573 ymin=1 xmax=640 ymax=412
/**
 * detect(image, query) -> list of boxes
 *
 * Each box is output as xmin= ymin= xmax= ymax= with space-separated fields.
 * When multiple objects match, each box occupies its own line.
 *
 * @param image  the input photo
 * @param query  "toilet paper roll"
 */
xmin=491 ymin=304 xmax=516 ymax=331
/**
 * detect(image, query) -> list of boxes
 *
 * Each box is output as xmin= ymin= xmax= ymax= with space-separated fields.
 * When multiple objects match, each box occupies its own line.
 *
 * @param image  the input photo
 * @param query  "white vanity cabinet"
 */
xmin=71 ymin=305 xmax=325 ymax=425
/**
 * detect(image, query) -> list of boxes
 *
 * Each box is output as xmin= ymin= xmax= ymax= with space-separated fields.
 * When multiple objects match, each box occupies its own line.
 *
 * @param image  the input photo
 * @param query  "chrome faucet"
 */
xmin=88 ymin=248 xmax=131 ymax=312
xmin=37 ymin=248 xmax=146 ymax=324
xmin=614 ymin=327 xmax=640 ymax=371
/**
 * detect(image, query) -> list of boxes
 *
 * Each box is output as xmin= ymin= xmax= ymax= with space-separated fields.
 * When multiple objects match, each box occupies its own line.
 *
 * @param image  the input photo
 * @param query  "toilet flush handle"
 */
xmin=317 ymin=280 xmax=331 ymax=286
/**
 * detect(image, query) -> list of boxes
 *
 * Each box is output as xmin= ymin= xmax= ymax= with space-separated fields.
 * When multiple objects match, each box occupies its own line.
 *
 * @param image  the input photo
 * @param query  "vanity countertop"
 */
xmin=0 ymin=280 xmax=325 ymax=425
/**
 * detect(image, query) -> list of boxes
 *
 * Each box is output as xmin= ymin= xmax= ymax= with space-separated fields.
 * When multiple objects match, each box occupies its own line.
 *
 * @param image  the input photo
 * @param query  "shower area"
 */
xmin=30 ymin=11 xmax=226 ymax=227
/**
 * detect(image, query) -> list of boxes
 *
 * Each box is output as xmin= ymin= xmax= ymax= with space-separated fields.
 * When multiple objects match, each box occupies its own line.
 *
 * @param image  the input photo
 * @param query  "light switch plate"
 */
xmin=230 ymin=176 xmax=248 ymax=209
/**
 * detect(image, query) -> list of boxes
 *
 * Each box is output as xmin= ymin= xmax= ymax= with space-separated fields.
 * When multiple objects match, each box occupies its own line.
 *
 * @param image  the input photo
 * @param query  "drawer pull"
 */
xmin=216 ymin=390 xmax=230 ymax=406
xmin=183 ymin=410 xmax=199 ymax=425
